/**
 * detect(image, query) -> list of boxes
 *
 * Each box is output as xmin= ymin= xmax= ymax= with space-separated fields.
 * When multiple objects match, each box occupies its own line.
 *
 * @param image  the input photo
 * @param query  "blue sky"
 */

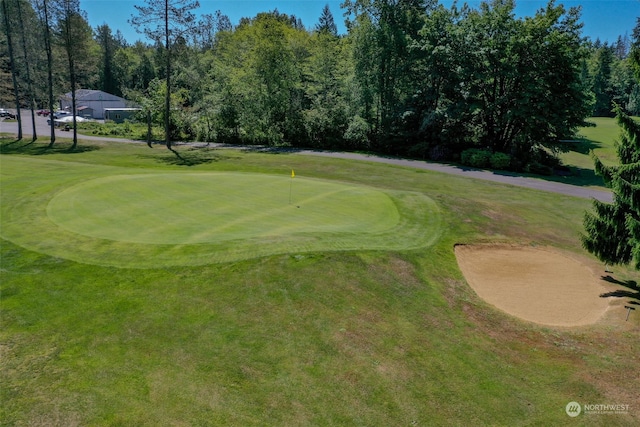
xmin=82 ymin=0 xmax=638 ymax=45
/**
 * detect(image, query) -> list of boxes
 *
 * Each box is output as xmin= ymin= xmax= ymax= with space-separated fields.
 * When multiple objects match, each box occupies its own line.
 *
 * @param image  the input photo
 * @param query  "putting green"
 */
xmin=47 ymin=173 xmax=400 ymax=244
xmin=1 ymin=157 xmax=443 ymax=267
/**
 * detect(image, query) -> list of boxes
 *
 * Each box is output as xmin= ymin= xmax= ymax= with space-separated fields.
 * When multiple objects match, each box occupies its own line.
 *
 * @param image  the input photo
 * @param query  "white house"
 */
xmin=59 ymin=90 xmax=134 ymax=119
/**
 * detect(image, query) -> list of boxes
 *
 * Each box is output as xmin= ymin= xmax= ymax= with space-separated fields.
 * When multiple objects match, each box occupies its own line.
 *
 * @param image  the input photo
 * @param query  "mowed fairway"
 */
xmin=1 ymin=139 xmax=638 ymax=426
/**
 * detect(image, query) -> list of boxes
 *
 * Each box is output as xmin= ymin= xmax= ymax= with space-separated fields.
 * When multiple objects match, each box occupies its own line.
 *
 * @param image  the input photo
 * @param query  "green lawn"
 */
xmin=555 ymin=116 xmax=624 ymax=187
xmin=1 ymin=138 xmax=638 ymax=426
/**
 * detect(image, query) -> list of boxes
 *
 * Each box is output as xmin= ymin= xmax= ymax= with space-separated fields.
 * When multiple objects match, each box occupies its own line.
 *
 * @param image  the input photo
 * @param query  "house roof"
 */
xmin=61 ymin=90 xmax=126 ymax=102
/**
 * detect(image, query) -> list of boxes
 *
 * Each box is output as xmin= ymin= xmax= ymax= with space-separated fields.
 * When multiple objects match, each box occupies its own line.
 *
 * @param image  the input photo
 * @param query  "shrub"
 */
xmin=343 ymin=116 xmax=371 ymax=149
xmin=109 ymin=126 xmax=126 ymax=136
xmin=460 ymin=149 xmax=492 ymax=168
xmin=490 ymin=152 xmax=511 ymax=170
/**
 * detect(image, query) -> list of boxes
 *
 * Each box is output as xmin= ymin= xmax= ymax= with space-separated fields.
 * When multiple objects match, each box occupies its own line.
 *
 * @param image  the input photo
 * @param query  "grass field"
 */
xmin=1 ymin=133 xmax=639 ymax=426
xmin=556 ymin=116 xmax=625 ymax=187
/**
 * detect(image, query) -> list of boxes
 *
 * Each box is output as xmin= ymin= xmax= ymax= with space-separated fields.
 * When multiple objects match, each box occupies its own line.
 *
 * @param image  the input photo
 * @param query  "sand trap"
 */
xmin=455 ymin=245 xmax=611 ymax=327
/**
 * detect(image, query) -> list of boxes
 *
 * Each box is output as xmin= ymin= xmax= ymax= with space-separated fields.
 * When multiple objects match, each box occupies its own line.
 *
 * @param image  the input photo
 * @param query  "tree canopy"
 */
xmin=1 ymin=0 xmax=638 ymax=163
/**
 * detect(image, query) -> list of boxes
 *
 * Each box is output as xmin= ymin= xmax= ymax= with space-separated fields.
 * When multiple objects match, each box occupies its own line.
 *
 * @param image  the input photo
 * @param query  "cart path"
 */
xmin=296 ymin=149 xmax=613 ymax=203
xmin=1 ymin=117 xmax=612 ymax=203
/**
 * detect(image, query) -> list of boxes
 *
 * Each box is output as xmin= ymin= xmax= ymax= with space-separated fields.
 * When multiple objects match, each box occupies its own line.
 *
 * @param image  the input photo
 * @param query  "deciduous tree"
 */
xmin=130 ymin=0 xmax=200 ymax=151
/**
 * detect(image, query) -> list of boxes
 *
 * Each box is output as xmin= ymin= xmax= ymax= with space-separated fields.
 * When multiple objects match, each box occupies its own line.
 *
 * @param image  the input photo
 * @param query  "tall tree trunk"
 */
xmin=42 ymin=0 xmax=56 ymax=147
xmin=70 ymin=66 xmax=77 ymax=149
xmin=165 ymin=0 xmax=171 ymax=150
xmin=15 ymin=0 xmax=37 ymax=140
xmin=63 ymin=12 xmax=78 ymax=150
xmin=2 ymin=0 xmax=23 ymax=140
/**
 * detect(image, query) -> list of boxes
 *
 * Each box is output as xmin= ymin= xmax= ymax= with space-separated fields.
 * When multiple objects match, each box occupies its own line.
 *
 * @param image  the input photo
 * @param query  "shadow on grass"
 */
xmin=569 ymin=138 xmax=603 ymax=155
xmin=600 ymin=275 xmax=640 ymax=302
xmin=139 ymin=145 xmax=236 ymax=166
xmin=0 ymin=138 xmax=100 ymax=155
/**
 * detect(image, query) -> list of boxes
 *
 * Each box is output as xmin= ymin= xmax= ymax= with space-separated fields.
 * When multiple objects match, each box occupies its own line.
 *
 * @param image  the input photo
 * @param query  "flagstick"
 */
xmin=289 ymin=169 xmax=295 ymax=205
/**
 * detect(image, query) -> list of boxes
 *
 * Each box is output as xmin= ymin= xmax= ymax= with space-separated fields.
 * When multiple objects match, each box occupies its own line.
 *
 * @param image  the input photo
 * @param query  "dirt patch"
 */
xmin=455 ymin=244 xmax=611 ymax=327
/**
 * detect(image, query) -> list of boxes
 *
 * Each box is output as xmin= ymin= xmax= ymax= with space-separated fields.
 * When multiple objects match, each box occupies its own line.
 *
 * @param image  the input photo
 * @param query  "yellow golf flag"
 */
xmin=291 ymin=169 xmax=295 ymax=178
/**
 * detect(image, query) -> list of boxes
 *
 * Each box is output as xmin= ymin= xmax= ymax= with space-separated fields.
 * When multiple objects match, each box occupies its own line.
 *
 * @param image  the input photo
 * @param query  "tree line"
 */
xmin=1 ymin=0 xmax=639 ymax=169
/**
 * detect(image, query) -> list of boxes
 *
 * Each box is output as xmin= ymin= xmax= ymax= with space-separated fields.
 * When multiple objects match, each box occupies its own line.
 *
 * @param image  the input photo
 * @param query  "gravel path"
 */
xmin=1 ymin=113 xmax=612 ymax=203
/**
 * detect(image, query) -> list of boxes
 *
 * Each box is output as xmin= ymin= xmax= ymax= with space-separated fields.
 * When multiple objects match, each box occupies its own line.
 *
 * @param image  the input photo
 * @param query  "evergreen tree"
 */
xmin=95 ymin=24 xmax=121 ymax=96
xmin=591 ymin=45 xmax=615 ymax=116
xmin=631 ymin=18 xmax=640 ymax=80
xmin=614 ymin=33 xmax=630 ymax=59
xmin=583 ymin=105 xmax=640 ymax=270
xmin=316 ymin=4 xmax=337 ymax=36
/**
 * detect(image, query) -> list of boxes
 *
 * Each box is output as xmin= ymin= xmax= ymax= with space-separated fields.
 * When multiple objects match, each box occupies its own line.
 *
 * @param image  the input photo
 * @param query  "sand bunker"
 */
xmin=455 ymin=245 xmax=611 ymax=327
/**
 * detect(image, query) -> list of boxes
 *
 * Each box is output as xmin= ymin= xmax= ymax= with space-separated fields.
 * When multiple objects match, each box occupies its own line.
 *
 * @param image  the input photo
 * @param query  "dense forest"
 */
xmin=1 ymin=0 xmax=639 ymax=170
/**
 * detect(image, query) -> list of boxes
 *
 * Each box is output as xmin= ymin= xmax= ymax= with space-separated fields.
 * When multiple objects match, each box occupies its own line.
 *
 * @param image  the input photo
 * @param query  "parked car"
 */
xmin=0 ymin=109 xmax=16 ymax=119
xmin=47 ymin=115 xmax=89 ymax=126
xmin=53 ymin=110 xmax=71 ymax=119
xmin=37 ymin=109 xmax=51 ymax=116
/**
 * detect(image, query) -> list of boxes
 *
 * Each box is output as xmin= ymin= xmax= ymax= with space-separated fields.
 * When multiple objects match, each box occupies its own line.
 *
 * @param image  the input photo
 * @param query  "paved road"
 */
xmin=298 ymin=150 xmax=613 ymax=203
xmin=1 ymin=112 xmax=613 ymax=203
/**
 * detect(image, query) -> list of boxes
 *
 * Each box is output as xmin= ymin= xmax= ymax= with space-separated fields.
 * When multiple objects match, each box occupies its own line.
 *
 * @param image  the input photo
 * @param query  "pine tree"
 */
xmin=95 ymin=24 xmax=121 ymax=96
xmin=631 ymin=18 xmax=640 ymax=80
xmin=316 ymin=4 xmax=337 ymax=36
xmin=582 ymin=105 xmax=640 ymax=270
xmin=591 ymin=45 xmax=614 ymax=116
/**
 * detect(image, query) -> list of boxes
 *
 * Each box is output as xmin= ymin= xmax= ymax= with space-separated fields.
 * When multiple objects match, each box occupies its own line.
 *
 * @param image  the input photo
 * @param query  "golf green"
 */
xmin=2 ymin=157 xmax=442 ymax=267
xmin=47 ymin=173 xmax=400 ymax=244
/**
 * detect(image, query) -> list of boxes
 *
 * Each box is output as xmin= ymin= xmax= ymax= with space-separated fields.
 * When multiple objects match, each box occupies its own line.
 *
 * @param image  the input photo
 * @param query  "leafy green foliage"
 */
xmin=461 ymin=149 xmax=492 ymax=168
xmin=3 ymin=0 xmax=627 ymax=172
